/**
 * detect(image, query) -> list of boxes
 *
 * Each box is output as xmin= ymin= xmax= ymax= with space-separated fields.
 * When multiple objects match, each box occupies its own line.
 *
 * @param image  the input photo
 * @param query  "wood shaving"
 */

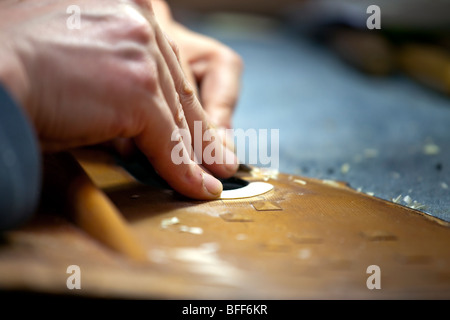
xmin=392 ymin=194 xmax=402 ymax=203
xmin=402 ymin=195 xmax=427 ymax=210
xmin=179 ymin=225 xmax=203 ymax=235
xmin=161 ymin=217 xmax=180 ymax=229
xmin=293 ymin=179 xmax=307 ymax=185
xmin=403 ymin=195 xmax=413 ymax=206
xmin=250 ymin=167 xmax=279 ymax=181
xmin=410 ymin=201 xmax=427 ymax=210
xmin=219 ymin=213 xmax=253 ymax=222
xmin=341 ymin=163 xmax=350 ymax=174
xmin=423 ymin=143 xmax=440 ymax=155
xmin=322 ymin=179 xmax=341 ymax=188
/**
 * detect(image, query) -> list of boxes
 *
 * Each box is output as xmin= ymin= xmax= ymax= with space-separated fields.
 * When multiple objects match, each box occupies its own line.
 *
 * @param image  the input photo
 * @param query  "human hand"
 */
xmin=152 ymin=0 xmax=243 ymax=130
xmin=0 ymin=0 xmax=239 ymax=199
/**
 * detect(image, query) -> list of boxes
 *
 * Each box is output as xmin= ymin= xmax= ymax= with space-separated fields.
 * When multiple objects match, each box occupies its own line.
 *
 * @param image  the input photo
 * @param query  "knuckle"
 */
xmin=175 ymin=96 xmax=186 ymax=125
xmin=123 ymin=56 xmax=159 ymax=94
xmin=130 ymin=20 xmax=155 ymax=44
xmin=220 ymin=47 xmax=244 ymax=69
xmin=169 ymin=39 xmax=181 ymax=60
xmin=178 ymin=82 xmax=198 ymax=109
xmin=110 ymin=47 xmax=159 ymax=95
xmin=121 ymin=11 xmax=155 ymax=44
xmin=137 ymin=62 xmax=159 ymax=93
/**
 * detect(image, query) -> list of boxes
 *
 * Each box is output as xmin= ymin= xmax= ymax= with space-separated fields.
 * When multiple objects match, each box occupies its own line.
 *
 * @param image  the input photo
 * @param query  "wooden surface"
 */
xmin=0 ymin=148 xmax=449 ymax=299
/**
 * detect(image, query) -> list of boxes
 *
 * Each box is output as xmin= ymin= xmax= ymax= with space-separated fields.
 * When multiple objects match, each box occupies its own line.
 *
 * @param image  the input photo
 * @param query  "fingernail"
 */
xmin=202 ymin=171 xmax=223 ymax=196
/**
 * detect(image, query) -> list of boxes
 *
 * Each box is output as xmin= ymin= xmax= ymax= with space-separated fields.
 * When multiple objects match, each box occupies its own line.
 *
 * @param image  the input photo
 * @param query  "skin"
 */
xmin=152 ymin=0 xmax=243 ymax=129
xmin=0 ymin=0 xmax=243 ymax=200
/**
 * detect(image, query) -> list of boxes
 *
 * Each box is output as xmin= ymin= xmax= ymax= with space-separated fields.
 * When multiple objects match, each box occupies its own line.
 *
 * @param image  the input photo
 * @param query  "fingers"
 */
xmin=151 ymin=37 xmax=193 ymax=156
xmin=154 ymin=24 xmax=239 ymax=179
xmin=164 ymin=32 xmax=199 ymax=98
xmin=111 ymin=1 xmax=222 ymax=199
xmin=125 ymin=1 xmax=238 ymax=197
xmin=191 ymin=50 xmax=241 ymax=153
xmin=134 ymin=93 xmax=223 ymax=200
xmin=175 ymin=27 xmax=244 ymax=130
xmin=150 ymin=0 xmax=199 ymax=99
xmin=195 ymin=47 xmax=243 ymax=130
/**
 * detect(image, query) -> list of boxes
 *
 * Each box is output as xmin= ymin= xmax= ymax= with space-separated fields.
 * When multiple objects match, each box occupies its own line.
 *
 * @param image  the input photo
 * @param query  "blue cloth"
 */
xmin=182 ymin=15 xmax=450 ymax=222
xmin=0 ymin=84 xmax=41 ymax=231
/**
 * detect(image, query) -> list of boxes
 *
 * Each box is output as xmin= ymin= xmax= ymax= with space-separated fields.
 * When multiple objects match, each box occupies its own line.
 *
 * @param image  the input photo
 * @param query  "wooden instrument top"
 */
xmin=0 ymin=148 xmax=449 ymax=299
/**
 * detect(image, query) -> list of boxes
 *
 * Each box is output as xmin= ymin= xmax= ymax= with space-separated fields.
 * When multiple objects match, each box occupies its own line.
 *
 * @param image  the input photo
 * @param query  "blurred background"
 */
xmin=167 ymin=0 xmax=450 ymax=222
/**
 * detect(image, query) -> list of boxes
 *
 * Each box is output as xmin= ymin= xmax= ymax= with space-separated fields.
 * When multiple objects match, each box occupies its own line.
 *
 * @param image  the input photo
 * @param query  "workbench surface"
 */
xmin=181 ymin=13 xmax=450 ymax=223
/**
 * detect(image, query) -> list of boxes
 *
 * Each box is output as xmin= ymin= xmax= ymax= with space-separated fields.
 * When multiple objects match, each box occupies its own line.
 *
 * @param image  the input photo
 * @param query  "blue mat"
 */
xmin=181 ymin=14 xmax=450 ymax=223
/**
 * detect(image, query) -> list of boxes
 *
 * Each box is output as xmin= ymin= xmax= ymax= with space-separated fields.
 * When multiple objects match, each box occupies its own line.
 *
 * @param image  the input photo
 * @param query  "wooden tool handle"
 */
xmin=42 ymin=151 xmax=148 ymax=262
xmin=398 ymin=43 xmax=450 ymax=95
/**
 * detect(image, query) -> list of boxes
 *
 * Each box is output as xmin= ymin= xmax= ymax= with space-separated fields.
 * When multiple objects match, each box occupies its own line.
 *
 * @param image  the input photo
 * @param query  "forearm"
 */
xmin=0 ymin=83 xmax=41 ymax=231
xmin=0 ymin=3 xmax=41 ymax=230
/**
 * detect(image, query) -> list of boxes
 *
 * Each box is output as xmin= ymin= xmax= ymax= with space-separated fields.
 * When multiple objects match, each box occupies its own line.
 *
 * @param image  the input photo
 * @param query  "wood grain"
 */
xmin=0 ymin=148 xmax=449 ymax=299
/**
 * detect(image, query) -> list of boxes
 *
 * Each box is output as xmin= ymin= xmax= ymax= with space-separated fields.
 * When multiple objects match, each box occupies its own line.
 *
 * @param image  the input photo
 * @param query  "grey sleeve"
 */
xmin=0 ymin=84 xmax=41 ymax=231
